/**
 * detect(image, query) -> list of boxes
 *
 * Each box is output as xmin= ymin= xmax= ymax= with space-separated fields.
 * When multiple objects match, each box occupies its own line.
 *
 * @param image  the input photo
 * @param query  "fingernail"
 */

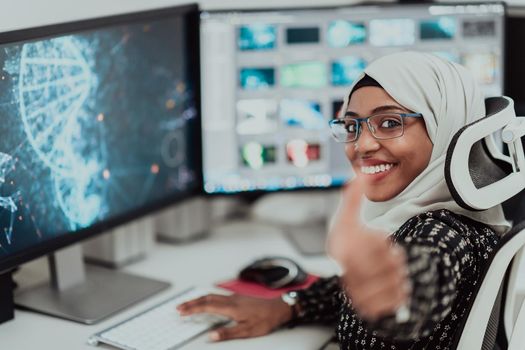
xmin=209 ymin=331 xmax=220 ymax=341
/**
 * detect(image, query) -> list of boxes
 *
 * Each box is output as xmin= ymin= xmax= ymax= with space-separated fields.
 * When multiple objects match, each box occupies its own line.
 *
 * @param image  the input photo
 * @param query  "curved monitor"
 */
xmin=200 ymin=2 xmax=505 ymax=194
xmin=0 ymin=4 xmax=201 ymax=272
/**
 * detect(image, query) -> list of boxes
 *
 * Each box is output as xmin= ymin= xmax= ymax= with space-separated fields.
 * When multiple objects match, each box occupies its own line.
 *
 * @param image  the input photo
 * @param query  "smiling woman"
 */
xmin=342 ymin=84 xmax=433 ymax=202
xmin=177 ymin=52 xmax=511 ymax=350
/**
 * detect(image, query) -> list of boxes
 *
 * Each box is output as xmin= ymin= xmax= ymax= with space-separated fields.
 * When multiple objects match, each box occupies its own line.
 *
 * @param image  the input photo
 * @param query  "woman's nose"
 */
xmin=355 ymin=124 xmax=380 ymax=152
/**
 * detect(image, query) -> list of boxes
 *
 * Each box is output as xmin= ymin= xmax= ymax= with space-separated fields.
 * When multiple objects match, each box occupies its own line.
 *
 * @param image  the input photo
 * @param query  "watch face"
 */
xmin=282 ymin=291 xmax=298 ymax=305
xmin=288 ymin=291 xmax=298 ymax=299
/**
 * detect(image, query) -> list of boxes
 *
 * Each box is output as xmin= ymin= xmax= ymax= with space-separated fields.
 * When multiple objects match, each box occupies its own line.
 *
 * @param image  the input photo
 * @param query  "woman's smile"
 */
xmin=359 ymin=159 xmax=398 ymax=183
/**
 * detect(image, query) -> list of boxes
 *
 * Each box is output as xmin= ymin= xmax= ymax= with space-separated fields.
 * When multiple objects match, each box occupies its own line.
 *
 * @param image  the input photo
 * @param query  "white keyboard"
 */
xmin=88 ymin=288 xmax=229 ymax=350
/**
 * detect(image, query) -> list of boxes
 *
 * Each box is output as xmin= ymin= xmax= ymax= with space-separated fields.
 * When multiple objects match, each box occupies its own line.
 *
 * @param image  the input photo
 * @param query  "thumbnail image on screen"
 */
xmin=241 ymin=143 xmax=276 ymax=169
xmin=238 ymin=24 xmax=277 ymax=51
xmin=286 ymin=140 xmax=321 ymax=168
xmin=281 ymin=62 xmax=327 ymax=88
xmin=0 ymin=16 xmax=199 ymax=258
xmin=463 ymin=52 xmax=497 ymax=84
xmin=420 ymin=17 xmax=456 ymax=40
xmin=328 ymin=21 xmax=366 ymax=47
xmin=240 ymin=68 xmax=275 ymax=89
xmin=332 ymin=56 xmax=367 ymax=86
xmin=369 ymin=19 xmax=416 ymax=46
xmin=463 ymin=20 xmax=496 ymax=37
xmin=236 ymin=99 xmax=278 ymax=135
xmin=280 ymin=99 xmax=324 ymax=129
xmin=286 ymin=27 xmax=320 ymax=44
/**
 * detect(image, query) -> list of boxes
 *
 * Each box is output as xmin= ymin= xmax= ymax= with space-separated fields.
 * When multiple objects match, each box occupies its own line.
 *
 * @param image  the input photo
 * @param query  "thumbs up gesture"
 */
xmin=328 ymin=176 xmax=410 ymax=321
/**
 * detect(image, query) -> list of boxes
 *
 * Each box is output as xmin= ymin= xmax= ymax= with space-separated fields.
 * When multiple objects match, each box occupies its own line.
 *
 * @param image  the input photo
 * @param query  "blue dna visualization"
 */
xmin=0 ymin=152 xmax=19 ymax=245
xmin=18 ymin=36 xmax=104 ymax=229
xmin=0 ymin=17 xmax=197 ymax=256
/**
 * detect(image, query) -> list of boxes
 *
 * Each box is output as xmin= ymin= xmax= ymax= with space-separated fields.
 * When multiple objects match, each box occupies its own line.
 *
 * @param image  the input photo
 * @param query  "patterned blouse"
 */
xmin=294 ymin=209 xmax=500 ymax=350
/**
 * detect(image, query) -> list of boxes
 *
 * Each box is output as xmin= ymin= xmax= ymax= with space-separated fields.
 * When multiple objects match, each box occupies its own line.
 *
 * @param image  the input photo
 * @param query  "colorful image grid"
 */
xmin=232 ymin=12 xmax=501 ymax=179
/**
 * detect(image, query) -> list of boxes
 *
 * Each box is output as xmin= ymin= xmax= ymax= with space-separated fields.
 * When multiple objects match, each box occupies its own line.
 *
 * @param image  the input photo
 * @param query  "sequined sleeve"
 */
xmin=365 ymin=212 xmax=498 ymax=341
xmin=293 ymin=276 xmax=342 ymax=325
xmin=290 ymin=210 xmax=499 ymax=349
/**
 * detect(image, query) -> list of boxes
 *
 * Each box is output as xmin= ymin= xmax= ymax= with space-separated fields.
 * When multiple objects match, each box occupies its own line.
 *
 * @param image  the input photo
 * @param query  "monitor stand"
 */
xmin=14 ymin=244 xmax=170 ymax=324
xmin=250 ymin=191 xmax=334 ymax=256
xmin=284 ymin=220 xmax=328 ymax=256
xmin=0 ymin=270 xmax=14 ymax=324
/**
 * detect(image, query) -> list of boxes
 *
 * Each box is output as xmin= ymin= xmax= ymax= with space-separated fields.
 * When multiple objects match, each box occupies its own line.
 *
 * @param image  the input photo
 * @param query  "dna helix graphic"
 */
xmin=18 ymin=36 xmax=104 ymax=229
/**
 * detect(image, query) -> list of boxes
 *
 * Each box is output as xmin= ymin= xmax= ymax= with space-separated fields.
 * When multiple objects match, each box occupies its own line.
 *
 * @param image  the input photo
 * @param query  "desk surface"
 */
xmin=1 ymin=220 xmax=338 ymax=350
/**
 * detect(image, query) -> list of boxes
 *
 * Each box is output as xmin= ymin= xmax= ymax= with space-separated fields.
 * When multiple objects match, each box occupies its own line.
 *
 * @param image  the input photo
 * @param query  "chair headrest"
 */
xmin=445 ymin=96 xmax=525 ymax=211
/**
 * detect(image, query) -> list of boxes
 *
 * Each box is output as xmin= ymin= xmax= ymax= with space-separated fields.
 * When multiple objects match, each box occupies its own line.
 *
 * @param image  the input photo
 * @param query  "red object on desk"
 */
xmin=217 ymin=274 xmax=319 ymax=299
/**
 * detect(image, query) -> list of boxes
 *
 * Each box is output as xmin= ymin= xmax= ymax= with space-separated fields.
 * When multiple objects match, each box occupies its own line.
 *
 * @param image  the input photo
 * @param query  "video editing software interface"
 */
xmin=0 ymin=12 xmax=200 ymax=260
xmin=200 ymin=3 xmax=505 ymax=194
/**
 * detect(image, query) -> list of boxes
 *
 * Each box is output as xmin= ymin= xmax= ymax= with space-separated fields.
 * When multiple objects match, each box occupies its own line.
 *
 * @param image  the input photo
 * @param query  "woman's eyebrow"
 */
xmin=344 ymin=111 xmax=359 ymax=117
xmin=344 ymin=105 xmax=408 ymax=118
xmin=371 ymin=105 xmax=407 ymax=114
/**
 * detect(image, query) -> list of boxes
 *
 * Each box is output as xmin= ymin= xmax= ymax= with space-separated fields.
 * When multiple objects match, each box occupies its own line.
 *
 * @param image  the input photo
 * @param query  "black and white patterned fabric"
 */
xmin=293 ymin=209 xmax=499 ymax=350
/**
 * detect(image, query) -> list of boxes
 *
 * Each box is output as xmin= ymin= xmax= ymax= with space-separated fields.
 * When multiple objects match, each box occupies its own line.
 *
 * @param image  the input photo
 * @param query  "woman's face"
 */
xmin=345 ymin=86 xmax=433 ymax=202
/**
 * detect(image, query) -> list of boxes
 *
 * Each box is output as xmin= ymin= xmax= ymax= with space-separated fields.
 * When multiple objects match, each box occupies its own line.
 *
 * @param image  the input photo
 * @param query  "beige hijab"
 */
xmin=340 ymin=51 xmax=510 ymax=235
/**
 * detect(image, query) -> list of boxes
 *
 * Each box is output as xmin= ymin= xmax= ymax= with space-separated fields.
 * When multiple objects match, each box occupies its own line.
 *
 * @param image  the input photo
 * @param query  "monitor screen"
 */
xmin=0 ymin=6 xmax=201 ymax=267
xmin=505 ymin=12 xmax=525 ymax=115
xmin=200 ymin=2 xmax=505 ymax=194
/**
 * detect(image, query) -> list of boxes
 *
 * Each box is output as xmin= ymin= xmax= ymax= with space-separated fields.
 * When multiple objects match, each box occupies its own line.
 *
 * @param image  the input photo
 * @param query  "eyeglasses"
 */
xmin=328 ymin=112 xmax=423 ymax=143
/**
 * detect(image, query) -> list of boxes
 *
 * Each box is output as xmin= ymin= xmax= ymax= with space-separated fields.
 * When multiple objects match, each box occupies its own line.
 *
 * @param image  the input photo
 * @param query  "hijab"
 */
xmin=340 ymin=51 xmax=511 ymax=235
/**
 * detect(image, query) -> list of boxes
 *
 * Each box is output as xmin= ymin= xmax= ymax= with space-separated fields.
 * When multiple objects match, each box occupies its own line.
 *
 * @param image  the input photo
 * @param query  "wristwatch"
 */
xmin=281 ymin=291 xmax=299 ymax=307
xmin=281 ymin=291 xmax=300 ymax=325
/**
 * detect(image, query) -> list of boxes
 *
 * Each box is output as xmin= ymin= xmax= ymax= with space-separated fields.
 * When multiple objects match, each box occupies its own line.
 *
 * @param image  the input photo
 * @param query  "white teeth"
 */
xmin=360 ymin=163 xmax=395 ymax=175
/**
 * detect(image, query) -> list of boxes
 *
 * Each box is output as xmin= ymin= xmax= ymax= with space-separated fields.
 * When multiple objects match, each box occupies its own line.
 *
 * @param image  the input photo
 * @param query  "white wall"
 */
xmin=3 ymin=0 xmax=524 ymax=33
xmin=0 ymin=0 xmax=365 ymax=32
xmin=2 ymin=0 xmax=524 ymax=33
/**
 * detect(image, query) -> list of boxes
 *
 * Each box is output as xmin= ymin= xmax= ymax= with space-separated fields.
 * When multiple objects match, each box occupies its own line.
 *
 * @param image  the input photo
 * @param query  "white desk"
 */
xmin=1 ymin=220 xmax=338 ymax=350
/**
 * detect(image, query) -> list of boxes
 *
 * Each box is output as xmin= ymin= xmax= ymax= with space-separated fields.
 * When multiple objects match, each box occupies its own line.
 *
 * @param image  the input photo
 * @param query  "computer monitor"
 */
xmin=200 ymin=2 xmax=505 ymax=194
xmin=505 ymin=8 xmax=525 ymax=115
xmin=0 ymin=4 xmax=201 ymax=324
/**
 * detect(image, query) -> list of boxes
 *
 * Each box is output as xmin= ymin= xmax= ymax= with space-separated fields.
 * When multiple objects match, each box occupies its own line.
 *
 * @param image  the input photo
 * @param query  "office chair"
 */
xmin=444 ymin=96 xmax=525 ymax=350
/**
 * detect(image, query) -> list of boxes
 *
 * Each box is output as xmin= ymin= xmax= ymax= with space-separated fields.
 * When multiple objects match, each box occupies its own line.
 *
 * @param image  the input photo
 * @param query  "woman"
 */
xmin=177 ymin=52 xmax=510 ymax=349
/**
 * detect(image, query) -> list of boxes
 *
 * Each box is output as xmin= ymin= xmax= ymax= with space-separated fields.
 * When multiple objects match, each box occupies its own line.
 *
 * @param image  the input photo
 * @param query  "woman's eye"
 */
xmin=380 ymin=119 xmax=401 ymax=128
xmin=346 ymin=123 xmax=357 ymax=133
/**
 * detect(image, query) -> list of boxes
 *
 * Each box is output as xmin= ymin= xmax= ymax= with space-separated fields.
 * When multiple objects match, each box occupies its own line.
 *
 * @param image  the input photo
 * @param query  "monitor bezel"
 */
xmin=0 ymin=3 xmax=203 ymax=273
xmin=199 ymin=1 xmax=507 ymax=196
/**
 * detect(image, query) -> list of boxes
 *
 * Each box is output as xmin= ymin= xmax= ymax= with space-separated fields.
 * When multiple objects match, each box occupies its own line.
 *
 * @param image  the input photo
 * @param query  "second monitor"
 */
xmin=200 ymin=2 xmax=505 ymax=194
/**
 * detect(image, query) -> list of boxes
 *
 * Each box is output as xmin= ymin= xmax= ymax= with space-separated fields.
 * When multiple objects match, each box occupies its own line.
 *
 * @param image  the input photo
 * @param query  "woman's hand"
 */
xmin=176 ymin=294 xmax=292 ymax=341
xmin=328 ymin=177 xmax=410 ymax=321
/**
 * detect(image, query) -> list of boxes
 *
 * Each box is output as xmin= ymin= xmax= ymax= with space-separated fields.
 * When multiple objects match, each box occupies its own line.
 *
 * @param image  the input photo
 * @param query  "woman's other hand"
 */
xmin=176 ymin=294 xmax=292 ymax=341
xmin=328 ymin=177 xmax=410 ymax=321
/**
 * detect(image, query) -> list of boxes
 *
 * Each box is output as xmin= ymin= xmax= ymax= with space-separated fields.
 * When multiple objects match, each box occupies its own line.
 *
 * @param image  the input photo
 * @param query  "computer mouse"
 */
xmin=239 ymin=256 xmax=308 ymax=289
